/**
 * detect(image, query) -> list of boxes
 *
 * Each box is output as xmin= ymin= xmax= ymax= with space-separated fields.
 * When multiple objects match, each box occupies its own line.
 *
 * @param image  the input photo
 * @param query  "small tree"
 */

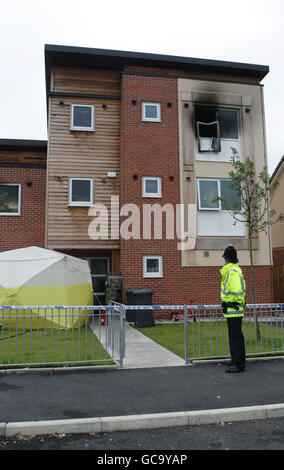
xmin=218 ymin=149 xmax=284 ymax=338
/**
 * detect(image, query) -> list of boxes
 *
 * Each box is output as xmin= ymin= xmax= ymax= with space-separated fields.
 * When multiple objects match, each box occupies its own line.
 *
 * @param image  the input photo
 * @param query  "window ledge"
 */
xmin=70 ymin=128 xmax=95 ymax=132
xmin=142 ymin=119 xmax=161 ymax=123
xmin=196 ymin=237 xmax=249 ymax=250
xmin=0 ymin=213 xmax=20 ymax=216
xmin=68 ymin=203 xmax=93 ymax=207
xmin=143 ymin=274 xmax=163 ymax=278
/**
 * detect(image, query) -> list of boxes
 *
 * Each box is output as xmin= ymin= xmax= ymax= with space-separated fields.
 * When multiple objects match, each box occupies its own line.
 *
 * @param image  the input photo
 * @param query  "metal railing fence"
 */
xmin=124 ymin=302 xmax=284 ymax=363
xmin=1 ymin=302 xmax=283 ymax=369
xmin=0 ymin=304 xmax=126 ymax=369
xmin=184 ymin=303 xmax=284 ymax=364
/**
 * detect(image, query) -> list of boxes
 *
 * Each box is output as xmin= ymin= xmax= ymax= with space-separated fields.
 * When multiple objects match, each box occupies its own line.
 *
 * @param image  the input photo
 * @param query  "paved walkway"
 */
xmin=123 ymin=323 xmax=184 ymax=368
xmin=95 ymin=321 xmax=185 ymax=368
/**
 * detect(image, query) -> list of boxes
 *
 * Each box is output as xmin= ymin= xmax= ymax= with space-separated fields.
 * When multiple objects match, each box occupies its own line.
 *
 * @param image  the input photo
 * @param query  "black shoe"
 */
xmin=225 ymin=365 xmax=245 ymax=373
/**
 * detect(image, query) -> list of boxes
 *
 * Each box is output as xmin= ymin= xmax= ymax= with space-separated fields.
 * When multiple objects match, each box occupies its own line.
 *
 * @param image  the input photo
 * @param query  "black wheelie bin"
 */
xmin=126 ymin=288 xmax=155 ymax=327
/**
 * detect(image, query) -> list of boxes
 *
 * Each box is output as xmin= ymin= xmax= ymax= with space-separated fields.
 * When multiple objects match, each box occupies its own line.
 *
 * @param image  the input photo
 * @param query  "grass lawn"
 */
xmin=135 ymin=319 xmax=284 ymax=361
xmin=0 ymin=326 xmax=115 ymax=368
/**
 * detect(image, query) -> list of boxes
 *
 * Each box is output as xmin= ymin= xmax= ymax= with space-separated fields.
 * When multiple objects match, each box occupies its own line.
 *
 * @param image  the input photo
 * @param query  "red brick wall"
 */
xmin=120 ymin=73 xmax=180 ymax=205
xmin=120 ymin=73 xmax=181 ymax=311
xmin=119 ymin=72 xmax=274 ymax=314
xmin=120 ymin=242 xmax=273 ymax=313
xmin=0 ymin=166 xmax=46 ymax=252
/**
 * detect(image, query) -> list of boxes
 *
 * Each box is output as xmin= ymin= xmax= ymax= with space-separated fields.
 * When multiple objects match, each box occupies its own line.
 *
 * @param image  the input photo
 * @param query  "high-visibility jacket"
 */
xmin=220 ymin=263 xmax=246 ymax=318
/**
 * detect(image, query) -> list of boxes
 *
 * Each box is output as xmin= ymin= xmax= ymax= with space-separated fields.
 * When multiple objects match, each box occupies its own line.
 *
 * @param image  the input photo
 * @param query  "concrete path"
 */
xmin=92 ymin=320 xmax=185 ymax=368
xmin=122 ymin=322 xmax=184 ymax=368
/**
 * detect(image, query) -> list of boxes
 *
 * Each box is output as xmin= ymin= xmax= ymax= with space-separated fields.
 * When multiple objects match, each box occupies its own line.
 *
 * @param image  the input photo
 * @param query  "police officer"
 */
xmin=220 ymin=245 xmax=246 ymax=373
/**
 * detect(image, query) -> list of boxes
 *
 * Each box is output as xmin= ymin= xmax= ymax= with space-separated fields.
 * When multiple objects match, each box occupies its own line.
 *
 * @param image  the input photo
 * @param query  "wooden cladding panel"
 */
xmin=53 ymin=67 xmax=121 ymax=95
xmin=0 ymin=151 xmax=46 ymax=165
xmin=47 ymin=95 xmax=120 ymax=248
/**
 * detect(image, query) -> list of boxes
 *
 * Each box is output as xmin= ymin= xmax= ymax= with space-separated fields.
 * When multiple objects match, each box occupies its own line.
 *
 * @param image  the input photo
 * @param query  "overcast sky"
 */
xmin=0 ymin=0 xmax=283 ymax=173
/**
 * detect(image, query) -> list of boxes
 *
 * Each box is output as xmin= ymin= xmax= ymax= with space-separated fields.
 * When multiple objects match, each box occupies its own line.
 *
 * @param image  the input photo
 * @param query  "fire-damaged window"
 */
xmin=195 ymin=106 xmax=240 ymax=160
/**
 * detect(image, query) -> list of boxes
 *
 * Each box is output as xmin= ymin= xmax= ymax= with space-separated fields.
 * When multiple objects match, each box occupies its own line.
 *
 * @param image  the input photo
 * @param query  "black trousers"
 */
xmin=226 ymin=317 xmax=246 ymax=369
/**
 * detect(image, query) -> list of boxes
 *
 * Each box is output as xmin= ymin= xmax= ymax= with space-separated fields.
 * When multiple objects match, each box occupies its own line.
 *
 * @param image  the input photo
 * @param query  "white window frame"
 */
xmin=143 ymin=255 xmax=163 ymax=278
xmin=142 ymin=176 xmax=162 ymax=198
xmin=70 ymin=104 xmax=94 ymax=131
xmin=0 ymin=183 xmax=21 ymax=216
xmin=142 ymin=102 xmax=161 ymax=122
xmin=195 ymin=106 xmax=241 ymax=162
xmin=197 ymin=178 xmax=241 ymax=212
xmin=69 ymin=178 xmax=93 ymax=207
xmin=197 ymin=179 xmax=220 ymax=211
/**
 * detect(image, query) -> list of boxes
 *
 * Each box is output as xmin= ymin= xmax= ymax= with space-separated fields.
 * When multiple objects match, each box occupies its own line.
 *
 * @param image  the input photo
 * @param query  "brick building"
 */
xmin=0 ymin=139 xmax=47 ymax=252
xmin=0 ymin=45 xmax=274 ymax=310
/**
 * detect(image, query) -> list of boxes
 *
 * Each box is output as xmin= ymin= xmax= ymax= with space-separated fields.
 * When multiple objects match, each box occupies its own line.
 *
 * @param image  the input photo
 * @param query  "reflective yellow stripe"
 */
xmin=223 ymin=313 xmax=244 ymax=318
xmin=221 ymin=269 xmax=245 ymax=296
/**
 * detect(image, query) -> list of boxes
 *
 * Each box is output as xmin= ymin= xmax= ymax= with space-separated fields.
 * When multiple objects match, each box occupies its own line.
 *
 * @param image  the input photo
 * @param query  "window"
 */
xmin=71 ymin=104 xmax=94 ymax=131
xmin=69 ymin=178 xmax=93 ymax=206
xmin=198 ymin=180 xmax=219 ymax=210
xmin=220 ymin=180 xmax=241 ymax=211
xmin=142 ymin=102 xmax=161 ymax=122
xmin=198 ymin=179 xmax=241 ymax=211
xmin=142 ymin=177 xmax=162 ymax=198
xmin=195 ymin=106 xmax=240 ymax=161
xmin=143 ymin=255 xmax=163 ymax=278
xmin=0 ymin=184 xmax=21 ymax=215
xmin=197 ymin=178 xmax=244 ymax=237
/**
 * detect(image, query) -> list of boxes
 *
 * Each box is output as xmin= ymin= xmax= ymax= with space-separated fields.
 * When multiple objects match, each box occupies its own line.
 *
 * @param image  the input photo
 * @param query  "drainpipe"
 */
xmin=260 ymin=85 xmax=273 ymax=267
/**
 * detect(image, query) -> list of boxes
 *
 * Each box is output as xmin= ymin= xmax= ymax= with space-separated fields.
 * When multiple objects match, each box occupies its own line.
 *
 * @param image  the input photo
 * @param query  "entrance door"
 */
xmin=86 ymin=257 xmax=110 ymax=305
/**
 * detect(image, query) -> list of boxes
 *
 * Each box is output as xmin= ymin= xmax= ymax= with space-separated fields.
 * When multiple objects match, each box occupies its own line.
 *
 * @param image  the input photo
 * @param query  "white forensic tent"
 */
xmin=0 ymin=246 xmax=93 ymax=329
